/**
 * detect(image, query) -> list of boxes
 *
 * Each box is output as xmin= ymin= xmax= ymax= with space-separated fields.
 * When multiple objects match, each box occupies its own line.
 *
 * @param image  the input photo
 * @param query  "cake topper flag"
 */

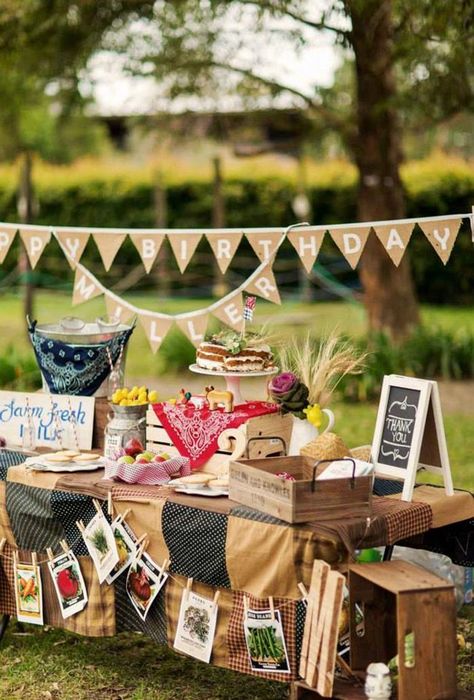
xmin=243 ymin=296 xmax=256 ymax=322
xmin=0 ymin=226 xmax=16 ymax=264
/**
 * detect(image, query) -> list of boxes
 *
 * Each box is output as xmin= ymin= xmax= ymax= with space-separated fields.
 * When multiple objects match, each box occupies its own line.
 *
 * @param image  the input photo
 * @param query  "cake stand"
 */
xmin=188 ymin=364 xmax=278 ymax=405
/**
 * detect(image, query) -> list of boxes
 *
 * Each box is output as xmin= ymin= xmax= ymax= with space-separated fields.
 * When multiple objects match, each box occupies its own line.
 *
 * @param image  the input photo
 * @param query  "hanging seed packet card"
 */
xmin=174 ymin=589 xmax=218 ymax=663
xmin=106 ymin=517 xmax=137 ymax=584
xmin=81 ymin=512 xmax=119 ymax=584
xmin=126 ymin=552 xmax=168 ymax=621
xmin=14 ymin=560 xmax=43 ymax=626
xmin=48 ymin=551 xmax=88 ymax=619
xmin=244 ymin=608 xmax=290 ymax=674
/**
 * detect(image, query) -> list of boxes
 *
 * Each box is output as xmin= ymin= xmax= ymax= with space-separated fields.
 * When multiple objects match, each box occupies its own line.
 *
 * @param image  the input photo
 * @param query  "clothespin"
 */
xmin=46 ymin=548 xmax=54 ymax=562
xmin=60 ymin=540 xmax=70 ymax=553
xmin=213 ymin=590 xmax=220 ymax=606
xmin=136 ymin=536 xmax=148 ymax=560
xmin=92 ymin=498 xmax=102 ymax=514
xmin=135 ymin=533 xmax=147 ymax=549
xmin=107 ymin=491 xmax=113 ymax=517
xmin=12 ymin=549 xmax=18 ymax=567
xmin=31 ymin=552 xmax=38 ymax=568
xmin=186 ymin=577 xmax=193 ymax=599
xmin=269 ymin=595 xmax=275 ymax=621
xmin=116 ymin=508 xmax=131 ymax=524
xmin=243 ymin=594 xmax=249 ymax=615
xmin=158 ymin=558 xmax=169 ymax=585
xmin=297 ymin=582 xmax=308 ymax=604
xmin=76 ymin=520 xmax=85 ymax=534
xmin=0 ymin=537 xmax=6 ymax=554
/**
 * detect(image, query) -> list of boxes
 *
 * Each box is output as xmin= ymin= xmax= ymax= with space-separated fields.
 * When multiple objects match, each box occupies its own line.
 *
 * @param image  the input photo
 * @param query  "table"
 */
xmin=0 ymin=448 xmax=472 ymax=689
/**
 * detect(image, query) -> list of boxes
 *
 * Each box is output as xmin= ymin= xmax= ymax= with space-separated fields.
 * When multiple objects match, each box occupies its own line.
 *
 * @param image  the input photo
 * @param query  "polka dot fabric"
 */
xmin=50 ymin=490 xmax=110 ymax=556
xmin=6 ymin=482 xmax=65 ymax=551
xmin=162 ymin=501 xmax=231 ymax=588
xmin=0 ymin=449 xmax=30 ymax=481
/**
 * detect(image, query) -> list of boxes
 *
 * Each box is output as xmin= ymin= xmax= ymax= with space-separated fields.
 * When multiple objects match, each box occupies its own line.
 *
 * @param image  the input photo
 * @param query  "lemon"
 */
xmin=139 ymin=385 xmax=147 ymax=393
xmin=148 ymin=390 xmax=158 ymax=402
xmin=119 ymin=399 xmax=129 ymax=406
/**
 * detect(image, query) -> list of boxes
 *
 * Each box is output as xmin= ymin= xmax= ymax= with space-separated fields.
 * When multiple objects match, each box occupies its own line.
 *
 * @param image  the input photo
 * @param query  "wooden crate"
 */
xmin=349 ymin=561 xmax=457 ymax=700
xmin=92 ymin=397 xmax=109 ymax=451
xmin=146 ymin=408 xmax=293 ymax=473
xmin=229 ymin=455 xmax=372 ymax=524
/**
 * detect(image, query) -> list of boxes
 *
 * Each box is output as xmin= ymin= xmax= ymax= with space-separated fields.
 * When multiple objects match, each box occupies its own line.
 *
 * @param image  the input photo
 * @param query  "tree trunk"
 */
xmin=17 ymin=151 xmax=35 ymax=324
xmin=349 ymin=0 xmax=420 ymax=340
xmin=212 ymin=156 xmax=228 ymax=296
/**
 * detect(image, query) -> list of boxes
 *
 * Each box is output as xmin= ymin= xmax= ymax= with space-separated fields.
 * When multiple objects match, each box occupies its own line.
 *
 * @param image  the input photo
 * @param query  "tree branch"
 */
xmin=238 ymin=0 xmax=350 ymax=37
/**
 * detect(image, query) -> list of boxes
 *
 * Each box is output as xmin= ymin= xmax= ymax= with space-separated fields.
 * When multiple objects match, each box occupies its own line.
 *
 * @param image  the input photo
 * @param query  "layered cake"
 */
xmin=196 ymin=331 xmax=275 ymax=372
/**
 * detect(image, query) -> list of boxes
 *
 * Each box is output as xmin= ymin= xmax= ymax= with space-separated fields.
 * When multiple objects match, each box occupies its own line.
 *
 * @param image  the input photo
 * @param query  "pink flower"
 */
xmin=269 ymin=372 xmax=298 ymax=396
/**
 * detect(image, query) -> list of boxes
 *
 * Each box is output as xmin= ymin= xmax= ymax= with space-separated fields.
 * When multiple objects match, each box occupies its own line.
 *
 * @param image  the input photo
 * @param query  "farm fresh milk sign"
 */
xmin=0 ymin=391 xmax=95 ymax=449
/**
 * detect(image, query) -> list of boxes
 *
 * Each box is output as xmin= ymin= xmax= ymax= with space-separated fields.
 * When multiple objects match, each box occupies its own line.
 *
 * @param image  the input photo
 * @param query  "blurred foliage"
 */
xmin=0 ymin=346 xmax=41 ymax=390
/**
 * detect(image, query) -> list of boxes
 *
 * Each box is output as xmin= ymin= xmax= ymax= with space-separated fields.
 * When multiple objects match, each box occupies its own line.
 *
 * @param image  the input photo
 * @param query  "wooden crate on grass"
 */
xmin=229 ymin=455 xmax=372 ymax=524
xmin=146 ymin=408 xmax=293 ymax=472
xmin=349 ymin=561 xmax=457 ymax=700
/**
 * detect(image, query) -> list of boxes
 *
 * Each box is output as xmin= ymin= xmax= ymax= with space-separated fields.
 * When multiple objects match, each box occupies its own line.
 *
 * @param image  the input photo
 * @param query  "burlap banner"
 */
xmin=105 ymin=294 xmax=135 ymax=323
xmin=329 ymin=226 xmax=371 ymax=270
xmin=56 ymin=230 xmax=90 ymax=269
xmin=0 ymin=226 xmax=16 ymax=264
xmin=212 ymin=293 xmax=244 ymax=331
xmin=19 ymin=228 xmax=51 ymax=269
xmin=287 ymin=228 xmax=325 ymax=273
xmin=419 ymin=218 xmax=462 ymax=264
xmin=246 ymin=231 xmax=282 ymax=263
xmin=139 ymin=315 xmax=174 ymax=353
xmin=176 ymin=313 xmax=209 ymax=347
xmin=245 ymin=263 xmax=281 ymax=304
xmin=373 ymin=223 xmax=414 ymax=266
xmin=72 ymin=267 xmax=103 ymax=305
xmin=130 ymin=232 xmax=165 ymax=273
xmin=206 ymin=232 xmax=243 ymax=273
xmin=93 ymin=233 xmax=127 ymax=271
xmin=168 ymin=233 xmax=202 ymax=273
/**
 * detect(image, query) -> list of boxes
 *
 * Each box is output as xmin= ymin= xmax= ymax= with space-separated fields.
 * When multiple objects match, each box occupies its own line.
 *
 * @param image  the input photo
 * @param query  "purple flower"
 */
xmin=269 ymin=372 xmax=298 ymax=396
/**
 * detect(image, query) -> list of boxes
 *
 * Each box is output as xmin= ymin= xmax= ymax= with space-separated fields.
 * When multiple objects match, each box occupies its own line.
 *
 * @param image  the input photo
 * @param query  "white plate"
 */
xmin=25 ymin=456 xmax=103 ymax=473
xmin=189 ymin=363 xmax=278 ymax=378
xmin=168 ymin=478 xmax=209 ymax=490
xmin=173 ymin=486 xmax=229 ymax=497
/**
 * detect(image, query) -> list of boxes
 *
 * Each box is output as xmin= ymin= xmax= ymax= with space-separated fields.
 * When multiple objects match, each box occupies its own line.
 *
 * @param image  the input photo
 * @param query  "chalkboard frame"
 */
xmin=372 ymin=375 xmax=439 ymax=501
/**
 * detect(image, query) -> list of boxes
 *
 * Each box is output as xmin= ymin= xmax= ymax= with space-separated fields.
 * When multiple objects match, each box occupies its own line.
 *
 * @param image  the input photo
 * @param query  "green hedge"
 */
xmin=0 ymin=159 xmax=472 ymax=303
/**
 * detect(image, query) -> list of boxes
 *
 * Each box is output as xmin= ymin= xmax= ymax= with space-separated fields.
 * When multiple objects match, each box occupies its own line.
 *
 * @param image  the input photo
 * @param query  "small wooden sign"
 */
xmin=372 ymin=375 xmax=454 ymax=501
xmin=0 ymin=390 xmax=95 ymax=450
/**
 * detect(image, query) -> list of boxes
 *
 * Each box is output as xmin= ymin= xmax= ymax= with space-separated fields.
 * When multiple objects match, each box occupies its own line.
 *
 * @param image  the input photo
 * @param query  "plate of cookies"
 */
xmin=168 ymin=472 xmax=229 ymax=497
xmin=25 ymin=451 xmax=103 ymax=472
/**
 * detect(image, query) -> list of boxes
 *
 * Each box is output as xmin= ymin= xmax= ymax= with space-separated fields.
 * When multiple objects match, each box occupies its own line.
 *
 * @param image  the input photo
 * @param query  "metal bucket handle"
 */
xmin=311 ymin=457 xmax=357 ymax=492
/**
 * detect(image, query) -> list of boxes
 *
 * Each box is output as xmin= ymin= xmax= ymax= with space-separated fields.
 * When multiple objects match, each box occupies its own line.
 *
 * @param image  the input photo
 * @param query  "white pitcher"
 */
xmin=288 ymin=409 xmax=335 ymax=455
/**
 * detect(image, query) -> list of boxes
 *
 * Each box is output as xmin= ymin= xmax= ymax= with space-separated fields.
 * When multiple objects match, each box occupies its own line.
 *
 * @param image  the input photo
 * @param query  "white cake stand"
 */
xmin=189 ymin=363 xmax=278 ymax=405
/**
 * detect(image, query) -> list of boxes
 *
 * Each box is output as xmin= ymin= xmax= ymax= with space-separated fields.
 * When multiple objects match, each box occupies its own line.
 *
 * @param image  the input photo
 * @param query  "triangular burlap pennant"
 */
xmin=212 ymin=293 xmax=244 ymax=332
xmin=168 ymin=233 xmax=202 ymax=273
xmin=139 ymin=314 xmax=173 ymax=354
xmin=329 ymin=226 xmax=371 ymax=269
xmin=419 ymin=218 xmax=462 ymax=265
xmin=206 ymin=232 xmax=242 ymax=273
xmin=287 ymin=228 xmax=325 ymax=273
xmin=0 ymin=226 xmax=17 ymax=264
xmin=19 ymin=227 xmax=51 ymax=269
xmin=373 ymin=223 xmax=414 ymax=266
xmin=72 ymin=267 xmax=103 ymax=306
xmin=176 ymin=313 xmax=209 ymax=347
xmin=105 ymin=294 xmax=135 ymax=323
xmin=56 ymin=230 xmax=90 ymax=269
xmin=93 ymin=232 xmax=127 ymax=271
xmin=245 ymin=263 xmax=281 ymax=304
xmin=246 ymin=231 xmax=282 ymax=263
xmin=130 ymin=232 xmax=165 ymax=273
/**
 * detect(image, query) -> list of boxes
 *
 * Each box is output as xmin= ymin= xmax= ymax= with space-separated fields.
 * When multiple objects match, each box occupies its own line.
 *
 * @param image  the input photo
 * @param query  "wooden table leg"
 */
xmin=0 ymin=614 xmax=10 ymax=643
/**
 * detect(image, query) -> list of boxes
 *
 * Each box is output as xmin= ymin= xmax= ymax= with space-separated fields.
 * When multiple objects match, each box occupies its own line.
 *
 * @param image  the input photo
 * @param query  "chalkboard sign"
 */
xmin=372 ymin=375 xmax=453 ymax=501
xmin=377 ymin=386 xmax=420 ymax=470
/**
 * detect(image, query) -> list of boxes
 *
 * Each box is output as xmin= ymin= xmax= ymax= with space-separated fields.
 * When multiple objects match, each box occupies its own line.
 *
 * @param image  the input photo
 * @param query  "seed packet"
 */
xmin=106 ymin=517 xmax=137 ymax=584
xmin=174 ymin=589 xmax=218 ymax=663
xmin=48 ymin=551 xmax=88 ymax=619
xmin=80 ymin=511 xmax=119 ymax=584
xmin=126 ymin=551 xmax=168 ymax=621
xmin=244 ymin=608 xmax=290 ymax=674
xmin=14 ymin=558 xmax=43 ymax=626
